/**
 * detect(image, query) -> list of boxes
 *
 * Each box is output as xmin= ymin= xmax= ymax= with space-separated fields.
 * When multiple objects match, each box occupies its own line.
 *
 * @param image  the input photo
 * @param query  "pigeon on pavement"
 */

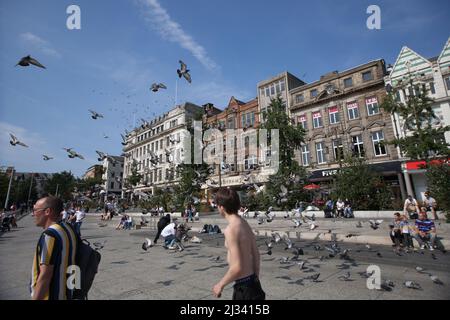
xmin=404 ymin=281 xmax=422 ymax=290
xmin=142 ymin=238 xmax=153 ymax=251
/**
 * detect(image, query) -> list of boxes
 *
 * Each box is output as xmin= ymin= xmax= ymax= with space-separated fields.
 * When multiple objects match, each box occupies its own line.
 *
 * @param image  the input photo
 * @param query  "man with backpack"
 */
xmin=30 ymin=196 xmax=78 ymax=300
xmin=31 ymin=196 xmax=101 ymax=300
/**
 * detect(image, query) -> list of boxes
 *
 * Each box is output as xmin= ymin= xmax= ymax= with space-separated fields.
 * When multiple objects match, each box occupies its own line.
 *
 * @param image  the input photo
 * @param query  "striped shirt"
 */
xmin=30 ymin=221 xmax=78 ymax=300
xmin=415 ymin=219 xmax=435 ymax=233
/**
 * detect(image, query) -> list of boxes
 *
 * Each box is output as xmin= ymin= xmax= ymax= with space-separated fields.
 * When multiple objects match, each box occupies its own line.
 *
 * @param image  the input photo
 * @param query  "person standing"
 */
xmin=74 ymin=206 xmax=85 ymax=236
xmin=30 ymin=196 xmax=78 ymax=300
xmin=212 ymin=188 xmax=265 ymax=300
xmin=153 ymin=214 xmax=171 ymax=244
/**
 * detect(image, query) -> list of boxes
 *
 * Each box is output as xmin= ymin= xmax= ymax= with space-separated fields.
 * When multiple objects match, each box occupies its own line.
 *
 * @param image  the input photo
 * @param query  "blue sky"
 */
xmin=0 ymin=0 xmax=449 ymax=177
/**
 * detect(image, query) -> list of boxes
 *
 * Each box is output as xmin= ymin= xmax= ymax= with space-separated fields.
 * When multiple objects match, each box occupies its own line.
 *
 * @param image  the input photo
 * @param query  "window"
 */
xmin=270 ymin=85 xmax=275 ymax=95
xmin=429 ymin=82 xmax=436 ymax=94
xmin=372 ymin=131 xmax=387 ymax=156
xmin=295 ymin=94 xmax=304 ymax=104
xmin=297 ymin=115 xmax=307 ymax=129
xmin=280 ymin=80 xmax=286 ymax=92
xmin=265 ymin=87 xmax=270 ymax=96
xmin=276 ymin=83 xmax=281 ymax=94
xmin=347 ymin=101 xmax=359 ymax=120
xmin=315 ymin=142 xmax=326 ymax=164
xmin=445 ymin=77 xmax=450 ymax=90
xmin=362 ymin=71 xmax=373 ymax=82
xmin=366 ymin=97 xmax=380 ymax=116
xmin=329 ymin=106 xmax=340 ymax=124
xmin=301 ymin=145 xmax=310 ymax=166
xmin=344 ymin=77 xmax=353 ymax=88
xmin=158 ymin=170 xmax=162 ymax=181
xmin=227 ymin=117 xmax=235 ymax=129
xmin=110 ymin=182 xmax=114 ymax=189
xmin=352 ymin=135 xmax=365 ymax=157
xmin=395 ymin=91 xmax=401 ymax=102
xmin=160 ymin=140 xmax=163 ymax=149
xmin=332 ymin=139 xmax=344 ymax=161
xmin=312 ymin=112 xmax=323 ymax=128
xmin=310 ymin=89 xmax=318 ymax=98
xmin=244 ymin=155 xmax=257 ymax=170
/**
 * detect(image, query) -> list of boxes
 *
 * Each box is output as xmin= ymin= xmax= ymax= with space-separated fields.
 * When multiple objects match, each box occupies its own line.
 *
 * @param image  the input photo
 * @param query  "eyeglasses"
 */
xmin=33 ymin=207 xmax=49 ymax=213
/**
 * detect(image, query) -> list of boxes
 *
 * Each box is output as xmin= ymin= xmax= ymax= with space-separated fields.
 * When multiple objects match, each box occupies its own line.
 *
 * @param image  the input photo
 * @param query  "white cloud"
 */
xmin=138 ymin=0 xmax=219 ymax=72
xmin=19 ymin=32 xmax=61 ymax=58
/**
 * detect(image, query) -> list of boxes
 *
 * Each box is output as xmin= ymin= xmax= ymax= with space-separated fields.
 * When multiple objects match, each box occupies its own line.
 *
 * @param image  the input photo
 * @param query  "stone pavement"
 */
xmin=1 ymin=214 xmax=449 ymax=300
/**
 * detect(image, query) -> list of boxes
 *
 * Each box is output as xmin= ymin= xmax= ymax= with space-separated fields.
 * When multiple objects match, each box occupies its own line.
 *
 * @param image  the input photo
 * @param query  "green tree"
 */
xmin=332 ymin=156 xmax=393 ymax=210
xmin=13 ymin=176 xmax=38 ymax=207
xmin=43 ymin=171 xmax=76 ymax=201
xmin=381 ymin=79 xmax=450 ymax=162
xmin=260 ymin=95 xmax=308 ymax=210
xmin=126 ymin=159 xmax=143 ymax=188
xmin=426 ymin=163 xmax=450 ymax=221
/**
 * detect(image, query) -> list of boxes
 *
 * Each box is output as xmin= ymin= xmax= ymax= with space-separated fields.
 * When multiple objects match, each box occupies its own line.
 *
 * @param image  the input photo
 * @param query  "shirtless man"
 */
xmin=212 ymin=188 xmax=265 ymax=300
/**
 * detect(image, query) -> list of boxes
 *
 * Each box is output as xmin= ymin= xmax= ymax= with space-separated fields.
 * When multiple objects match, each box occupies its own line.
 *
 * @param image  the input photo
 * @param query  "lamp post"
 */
xmin=27 ymin=173 xmax=34 ymax=212
xmin=4 ymin=167 xmax=14 ymax=210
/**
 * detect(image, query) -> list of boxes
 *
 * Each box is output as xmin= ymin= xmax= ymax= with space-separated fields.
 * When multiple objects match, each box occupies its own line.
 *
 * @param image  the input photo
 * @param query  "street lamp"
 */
xmin=3 ymin=167 xmax=14 ymax=210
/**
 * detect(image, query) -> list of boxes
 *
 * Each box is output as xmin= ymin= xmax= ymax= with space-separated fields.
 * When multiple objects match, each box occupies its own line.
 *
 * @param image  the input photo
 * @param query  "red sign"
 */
xmin=313 ymin=112 xmax=321 ymax=119
xmin=366 ymin=97 xmax=378 ymax=104
xmin=298 ymin=115 xmax=306 ymax=122
xmin=406 ymin=158 xmax=450 ymax=170
xmin=347 ymin=101 xmax=358 ymax=109
xmin=329 ymin=106 xmax=338 ymax=113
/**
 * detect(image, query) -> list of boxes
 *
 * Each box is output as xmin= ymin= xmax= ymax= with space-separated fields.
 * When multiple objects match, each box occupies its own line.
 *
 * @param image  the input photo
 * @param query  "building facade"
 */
xmin=384 ymin=37 xmax=450 ymax=200
xmin=122 ymin=102 xmax=204 ymax=196
xmin=82 ymin=165 xmax=103 ymax=180
xmin=101 ymin=156 xmax=124 ymax=199
xmin=257 ymin=71 xmax=305 ymax=119
xmin=289 ymin=59 xmax=405 ymax=201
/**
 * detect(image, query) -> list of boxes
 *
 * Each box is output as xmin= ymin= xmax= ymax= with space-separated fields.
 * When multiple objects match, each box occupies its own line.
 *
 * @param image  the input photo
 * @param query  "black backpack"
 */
xmin=71 ymin=237 xmax=101 ymax=300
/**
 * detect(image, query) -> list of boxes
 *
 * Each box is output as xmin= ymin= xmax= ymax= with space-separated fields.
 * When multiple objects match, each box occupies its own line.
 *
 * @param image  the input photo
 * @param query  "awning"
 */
xmin=303 ymin=183 xmax=320 ymax=190
xmin=308 ymin=161 xmax=402 ymax=180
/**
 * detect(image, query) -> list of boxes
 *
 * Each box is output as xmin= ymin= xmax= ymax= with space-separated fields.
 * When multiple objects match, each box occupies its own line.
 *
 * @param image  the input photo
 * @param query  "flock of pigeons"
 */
xmin=9 ymin=55 xmax=193 ymax=172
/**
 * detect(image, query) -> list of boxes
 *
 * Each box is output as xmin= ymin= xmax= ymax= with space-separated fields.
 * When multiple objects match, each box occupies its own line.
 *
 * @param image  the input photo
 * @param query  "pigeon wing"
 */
xmin=183 ymin=72 xmax=192 ymax=83
xmin=28 ymin=57 xmax=46 ymax=69
xmin=179 ymin=60 xmax=187 ymax=72
xmin=17 ymin=141 xmax=28 ymax=147
xmin=9 ymin=133 xmax=18 ymax=142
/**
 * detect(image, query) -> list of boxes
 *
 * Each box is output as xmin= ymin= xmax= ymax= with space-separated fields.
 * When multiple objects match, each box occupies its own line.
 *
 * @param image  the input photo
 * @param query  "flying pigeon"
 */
xmin=279 ymin=257 xmax=290 ymax=264
xmin=150 ymin=83 xmax=167 ymax=92
xmin=42 ymin=155 xmax=53 ymax=161
xmin=282 ymin=235 xmax=293 ymax=250
xmin=177 ymin=60 xmax=191 ymax=83
xmin=9 ymin=134 xmax=28 ymax=147
xmin=96 ymin=150 xmax=107 ymax=162
xmin=404 ymin=281 xmax=422 ymax=290
xmin=16 ymin=55 xmax=46 ymax=69
xmin=142 ymin=238 xmax=153 ymax=251
xmin=369 ymin=220 xmax=383 ymax=230
xmin=271 ymin=232 xmax=282 ymax=243
xmin=120 ymin=134 xmax=128 ymax=146
xmin=292 ymin=218 xmax=302 ymax=228
xmin=63 ymin=148 xmax=84 ymax=159
xmin=88 ymin=109 xmax=104 ymax=120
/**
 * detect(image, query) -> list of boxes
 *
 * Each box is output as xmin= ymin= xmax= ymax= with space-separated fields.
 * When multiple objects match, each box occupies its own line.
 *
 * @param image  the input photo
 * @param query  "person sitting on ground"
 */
xmin=389 ymin=212 xmax=404 ymax=248
xmin=400 ymin=214 xmax=414 ymax=251
xmin=125 ymin=215 xmax=133 ymax=230
xmin=344 ymin=198 xmax=353 ymax=218
xmin=324 ymin=199 xmax=334 ymax=218
xmin=423 ymin=191 xmax=438 ymax=220
xmin=160 ymin=220 xmax=178 ymax=249
xmin=116 ymin=214 xmax=127 ymax=230
xmin=404 ymin=195 xmax=420 ymax=219
xmin=336 ymin=199 xmax=345 ymax=218
xmin=413 ymin=211 xmax=437 ymax=251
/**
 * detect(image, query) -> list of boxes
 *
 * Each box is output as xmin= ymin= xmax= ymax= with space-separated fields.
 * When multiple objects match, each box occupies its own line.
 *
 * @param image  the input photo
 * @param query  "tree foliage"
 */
xmin=381 ymin=79 xmax=450 ymax=161
xmin=426 ymin=163 xmax=450 ymax=221
xmin=43 ymin=171 xmax=76 ymax=201
xmin=332 ymin=156 xmax=393 ymax=210
xmin=259 ymin=95 xmax=309 ymax=210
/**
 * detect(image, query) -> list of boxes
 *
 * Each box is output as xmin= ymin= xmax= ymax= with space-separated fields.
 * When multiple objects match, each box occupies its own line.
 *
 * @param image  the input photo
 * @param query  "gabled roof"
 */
xmin=437 ymin=37 xmax=450 ymax=63
xmin=390 ymin=46 xmax=432 ymax=79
